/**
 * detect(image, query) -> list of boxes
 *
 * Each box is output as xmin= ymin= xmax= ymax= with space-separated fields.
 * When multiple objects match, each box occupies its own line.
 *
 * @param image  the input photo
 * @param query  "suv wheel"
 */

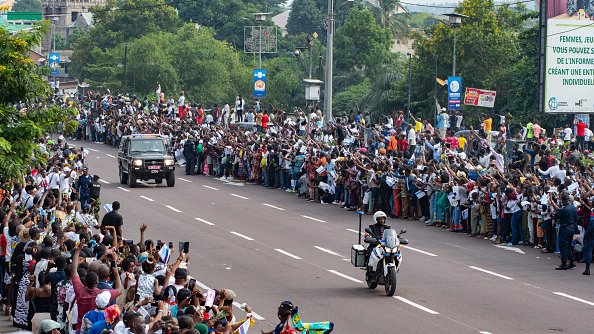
xmin=128 ymin=171 xmax=137 ymax=188
xmin=166 ymin=172 xmax=175 ymax=187
xmin=119 ymin=167 xmax=128 ymax=184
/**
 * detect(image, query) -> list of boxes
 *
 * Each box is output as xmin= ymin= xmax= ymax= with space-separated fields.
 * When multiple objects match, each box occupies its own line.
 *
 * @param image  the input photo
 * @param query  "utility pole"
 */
xmin=123 ymin=43 xmax=128 ymax=91
xmin=407 ymin=52 xmax=412 ymax=115
xmin=324 ymin=0 xmax=334 ymax=124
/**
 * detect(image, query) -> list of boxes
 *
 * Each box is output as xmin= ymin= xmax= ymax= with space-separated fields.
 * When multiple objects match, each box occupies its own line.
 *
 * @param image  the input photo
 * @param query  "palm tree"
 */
xmin=362 ymin=0 xmax=410 ymax=44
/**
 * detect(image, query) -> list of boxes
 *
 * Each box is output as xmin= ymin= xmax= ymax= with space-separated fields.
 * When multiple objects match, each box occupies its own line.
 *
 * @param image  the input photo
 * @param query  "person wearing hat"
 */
xmin=437 ymin=108 xmax=449 ymax=139
xmin=40 ymin=319 xmax=61 ymax=334
xmin=261 ymin=301 xmax=296 ymax=334
xmin=76 ymin=166 xmax=93 ymax=206
xmin=88 ymin=304 xmax=121 ymax=334
xmin=553 ymin=191 xmax=578 ymax=270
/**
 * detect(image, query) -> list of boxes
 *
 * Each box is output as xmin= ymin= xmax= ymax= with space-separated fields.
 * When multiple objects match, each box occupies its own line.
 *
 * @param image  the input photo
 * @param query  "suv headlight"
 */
xmin=132 ymin=159 xmax=143 ymax=166
xmin=164 ymin=159 xmax=174 ymax=166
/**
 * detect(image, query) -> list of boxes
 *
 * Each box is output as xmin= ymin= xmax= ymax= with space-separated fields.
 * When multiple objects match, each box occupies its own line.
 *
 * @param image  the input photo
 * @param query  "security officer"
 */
xmin=90 ymin=174 xmax=102 ymax=220
xmin=183 ymin=136 xmax=196 ymax=175
xmin=76 ymin=167 xmax=93 ymax=206
xmin=583 ymin=210 xmax=594 ymax=275
xmin=554 ymin=191 xmax=578 ymax=270
xmin=365 ymin=211 xmax=390 ymax=265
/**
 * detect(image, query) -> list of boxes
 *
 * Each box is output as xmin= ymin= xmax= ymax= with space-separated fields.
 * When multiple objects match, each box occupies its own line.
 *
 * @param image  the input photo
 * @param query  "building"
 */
xmin=42 ymin=0 xmax=104 ymax=51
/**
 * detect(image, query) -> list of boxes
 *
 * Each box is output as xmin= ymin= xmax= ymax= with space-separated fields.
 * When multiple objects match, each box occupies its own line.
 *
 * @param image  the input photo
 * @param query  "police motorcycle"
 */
xmin=351 ymin=211 xmax=408 ymax=296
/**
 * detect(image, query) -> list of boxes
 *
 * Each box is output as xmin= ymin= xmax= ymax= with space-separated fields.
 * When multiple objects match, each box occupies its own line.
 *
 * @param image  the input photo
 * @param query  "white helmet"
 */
xmin=373 ymin=211 xmax=387 ymax=222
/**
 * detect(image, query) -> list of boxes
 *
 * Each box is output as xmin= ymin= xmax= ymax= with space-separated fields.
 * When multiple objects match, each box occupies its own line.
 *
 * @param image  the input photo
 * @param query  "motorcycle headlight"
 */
xmin=164 ymin=159 xmax=174 ymax=166
xmin=133 ymin=159 xmax=143 ymax=167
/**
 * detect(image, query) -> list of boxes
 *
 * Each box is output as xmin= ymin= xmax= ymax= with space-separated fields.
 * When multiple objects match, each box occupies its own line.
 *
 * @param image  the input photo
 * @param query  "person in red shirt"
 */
xmin=261 ymin=111 xmax=269 ymax=132
xmin=71 ymin=241 xmax=122 ymax=330
xmin=575 ymin=119 xmax=587 ymax=151
xmin=397 ymin=134 xmax=408 ymax=157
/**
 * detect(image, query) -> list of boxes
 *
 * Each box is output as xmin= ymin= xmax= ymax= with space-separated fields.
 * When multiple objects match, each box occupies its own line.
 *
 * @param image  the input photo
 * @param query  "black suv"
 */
xmin=118 ymin=134 xmax=175 ymax=187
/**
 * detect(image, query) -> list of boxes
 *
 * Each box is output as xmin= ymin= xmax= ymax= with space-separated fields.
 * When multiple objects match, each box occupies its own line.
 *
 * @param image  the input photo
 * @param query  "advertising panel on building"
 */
xmin=544 ymin=0 xmax=594 ymax=113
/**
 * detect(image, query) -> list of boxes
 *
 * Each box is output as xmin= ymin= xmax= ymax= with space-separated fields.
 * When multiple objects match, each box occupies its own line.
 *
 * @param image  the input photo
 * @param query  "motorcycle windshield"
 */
xmin=383 ymin=229 xmax=397 ymax=248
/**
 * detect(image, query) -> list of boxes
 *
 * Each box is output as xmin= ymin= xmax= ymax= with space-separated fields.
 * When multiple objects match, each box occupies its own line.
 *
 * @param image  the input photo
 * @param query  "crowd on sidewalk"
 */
xmin=60 ymin=91 xmax=594 ymax=274
xmin=1 ymin=127 xmax=334 ymax=332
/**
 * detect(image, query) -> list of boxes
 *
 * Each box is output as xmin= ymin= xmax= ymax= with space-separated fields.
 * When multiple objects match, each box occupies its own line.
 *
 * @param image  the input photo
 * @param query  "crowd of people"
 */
xmin=1 ymin=96 xmax=339 ymax=333
xmin=3 ymin=89 xmax=593 ymax=332
xmin=61 ymin=91 xmax=594 ymax=275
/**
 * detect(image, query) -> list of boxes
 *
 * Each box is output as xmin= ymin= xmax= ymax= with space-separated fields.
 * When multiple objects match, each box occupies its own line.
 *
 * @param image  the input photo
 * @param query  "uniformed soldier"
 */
xmin=76 ymin=167 xmax=93 ymax=206
xmin=90 ymin=174 xmax=102 ymax=220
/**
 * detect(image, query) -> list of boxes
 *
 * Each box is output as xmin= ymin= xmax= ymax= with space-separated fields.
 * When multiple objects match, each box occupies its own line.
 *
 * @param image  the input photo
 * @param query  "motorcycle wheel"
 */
xmin=384 ymin=266 xmax=397 ymax=296
xmin=366 ymin=268 xmax=378 ymax=289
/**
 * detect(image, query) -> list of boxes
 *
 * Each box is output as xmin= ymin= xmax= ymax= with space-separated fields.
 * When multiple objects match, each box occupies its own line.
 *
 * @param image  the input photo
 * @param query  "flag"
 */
xmin=158 ymin=244 xmax=171 ymax=264
xmin=238 ymin=319 xmax=250 ymax=334
xmin=436 ymin=77 xmax=447 ymax=86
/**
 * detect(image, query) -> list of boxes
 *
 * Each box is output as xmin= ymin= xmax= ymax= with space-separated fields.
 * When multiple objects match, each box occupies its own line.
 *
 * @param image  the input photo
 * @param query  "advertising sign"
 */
xmin=253 ymin=69 xmax=267 ymax=98
xmin=49 ymin=53 xmax=60 ymax=76
xmin=463 ymin=88 xmax=497 ymax=108
xmin=544 ymin=1 xmax=594 ymax=113
xmin=447 ymin=76 xmax=462 ymax=111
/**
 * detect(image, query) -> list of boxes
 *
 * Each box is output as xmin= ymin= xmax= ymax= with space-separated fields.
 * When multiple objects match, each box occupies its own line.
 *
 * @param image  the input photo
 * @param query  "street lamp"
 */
xmin=254 ymin=12 xmax=271 ymax=69
xmin=324 ymin=0 xmax=354 ymax=125
xmin=406 ymin=52 xmax=412 ymax=116
xmin=444 ymin=13 xmax=468 ymax=77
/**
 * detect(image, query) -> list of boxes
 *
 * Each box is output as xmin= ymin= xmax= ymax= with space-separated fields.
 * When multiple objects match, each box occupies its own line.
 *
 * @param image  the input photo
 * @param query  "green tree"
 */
xmin=11 ymin=0 xmax=41 ymax=12
xmin=333 ymin=80 xmax=370 ymax=115
xmin=334 ymin=6 xmax=391 ymax=77
xmin=70 ymin=0 xmax=182 ymax=84
xmin=286 ymin=0 xmax=325 ymax=36
xmin=0 ymin=25 xmax=77 ymax=178
xmin=363 ymin=0 xmax=409 ymax=42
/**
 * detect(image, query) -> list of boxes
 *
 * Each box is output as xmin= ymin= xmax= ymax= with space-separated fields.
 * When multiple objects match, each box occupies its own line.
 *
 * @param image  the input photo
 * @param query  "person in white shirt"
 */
xmin=222 ymin=102 xmax=230 ymax=127
xmin=406 ymin=124 xmax=416 ymax=157
xmin=563 ymin=126 xmax=572 ymax=142
xmin=537 ymin=159 xmax=562 ymax=181
xmin=59 ymin=167 xmax=73 ymax=199
xmin=46 ymin=167 xmax=61 ymax=198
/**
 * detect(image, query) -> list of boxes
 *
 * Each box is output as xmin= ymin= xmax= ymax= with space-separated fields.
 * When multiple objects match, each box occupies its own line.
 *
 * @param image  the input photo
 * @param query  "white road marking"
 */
xmin=301 ymin=215 xmax=326 ymax=223
xmin=494 ymin=244 xmax=526 ymax=254
xmin=230 ymin=193 xmax=249 ymax=200
xmin=139 ymin=196 xmax=154 ymax=202
xmin=328 ymin=270 xmax=362 ymax=283
xmin=178 ymin=177 xmax=192 ymax=183
xmin=195 ymin=218 xmax=215 ymax=226
xmin=232 ymin=302 xmax=266 ymax=320
xmin=346 ymin=228 xmax=363 ymax=235
xmin=117 ymin=187 xmax=130 ymax=192
xmin=553 ymin=292 xmax=594 ymax=306
xmin=469 ymin=266 xmax=514 ymax=280
xmin=106 ymin=154 xmax=116 ymax=158
xmin=314 ymin=246 xmax=344 ymax=257
xmin=230 ymin=231 xmax=254 ymax=241
xmin=403 ymin=246 xmax=438 ymax=257
xmin=202 ymin=185 xmax=219 ymax=191
xmin=480 ymin=331 xmax=494 ymax=334
xmin=87 ymin=148 xmax=100 ymax=152
xmin=95 ymin=156 xmax=100 ymax=159
xmin=394 ymin=296 xmax=440 ymax=315
xmin=275 ymin=249 xmax=302 ymax=260
xmin=99 ymin=179 xmax=110 ymax=184
xmin=165 ymin=205 xmax=182 ymax=213
xmin=263 ymin=203 xmax=285 ymax=211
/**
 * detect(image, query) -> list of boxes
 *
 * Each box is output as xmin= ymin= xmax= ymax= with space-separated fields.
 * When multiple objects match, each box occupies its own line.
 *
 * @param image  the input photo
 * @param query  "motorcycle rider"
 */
xmin=365 ymin=211 xmax=391 ymax=264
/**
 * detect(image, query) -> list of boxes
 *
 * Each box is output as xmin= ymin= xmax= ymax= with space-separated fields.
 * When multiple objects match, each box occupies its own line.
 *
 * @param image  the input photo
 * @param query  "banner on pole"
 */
xmin=447 ymin=76 xmax=462 ymax=111
xmin=463 ymin=88 xmax=497 ymax=108
xmin=253 ymin=69 xmax=267 ymax=98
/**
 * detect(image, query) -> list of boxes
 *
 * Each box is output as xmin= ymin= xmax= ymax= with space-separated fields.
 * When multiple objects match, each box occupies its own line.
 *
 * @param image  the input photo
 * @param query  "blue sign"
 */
xmin=49 ymin=53 xmax=60 ymax=76
xmin=253 ymin=69 xmax=267 ymax=98
xmin=447 ymin=76 xmax=462 ymax=110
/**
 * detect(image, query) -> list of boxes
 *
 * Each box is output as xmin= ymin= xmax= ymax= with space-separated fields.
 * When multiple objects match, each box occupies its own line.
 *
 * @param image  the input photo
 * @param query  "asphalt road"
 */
xmin=73 ymin=140 xmax=594 ymax=333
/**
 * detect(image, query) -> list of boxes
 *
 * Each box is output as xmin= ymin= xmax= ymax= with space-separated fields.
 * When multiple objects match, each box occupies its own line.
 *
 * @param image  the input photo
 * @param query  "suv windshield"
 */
xmin=130 ymin=139 xmax=166 ymax=154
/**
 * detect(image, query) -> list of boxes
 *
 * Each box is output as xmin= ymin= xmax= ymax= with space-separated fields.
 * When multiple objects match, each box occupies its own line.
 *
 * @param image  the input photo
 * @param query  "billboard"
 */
xmin=253 ymin=69 xmax=267 ymax=98
xmin=447 ymin=76 xmax=462 ymax=111
xmin=464 ymin=88 xmax=497 ymax=108
xmin=544 ymin=0 xmax=594 ymax=113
